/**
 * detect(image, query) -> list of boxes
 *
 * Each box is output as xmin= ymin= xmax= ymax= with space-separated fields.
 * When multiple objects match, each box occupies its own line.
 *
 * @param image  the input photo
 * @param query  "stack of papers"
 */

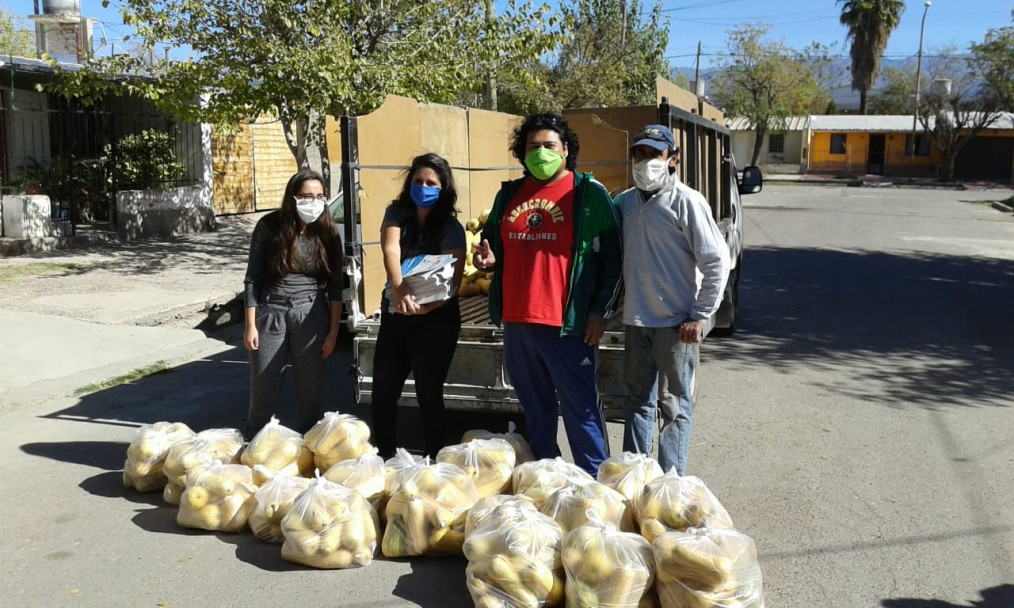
xmin=386 ymin=254 xmax=457 ymax=313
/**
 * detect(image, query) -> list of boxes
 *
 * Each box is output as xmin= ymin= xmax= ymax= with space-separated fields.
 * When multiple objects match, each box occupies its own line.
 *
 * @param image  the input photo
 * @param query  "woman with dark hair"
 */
xmin=473 ymin=113 xmax=622 ymax=476
xmin=370 ymin=153 xmax=466 ymax=458
xmin=243 ymin=170 xmax=343 ymax=438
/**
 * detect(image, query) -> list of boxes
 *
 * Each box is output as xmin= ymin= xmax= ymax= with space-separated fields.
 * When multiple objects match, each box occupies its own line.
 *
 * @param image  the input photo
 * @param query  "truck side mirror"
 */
xmin=740 ymin=166 xmax=763 ymax=194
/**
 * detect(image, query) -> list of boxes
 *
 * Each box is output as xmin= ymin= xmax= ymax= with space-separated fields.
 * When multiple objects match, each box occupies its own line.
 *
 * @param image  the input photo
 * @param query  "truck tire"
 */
xmin=711 ymin=260 xmax=739 ymax=337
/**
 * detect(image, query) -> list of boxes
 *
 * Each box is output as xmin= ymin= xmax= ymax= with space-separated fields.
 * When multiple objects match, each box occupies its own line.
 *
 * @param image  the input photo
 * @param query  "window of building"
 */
xmin=768 ymin=133 xmax=785 ymax=154
xmin=829 ymin=133 xmax=847 ymax=154
xmin=905 ymin=134 xmax=931 ymax=156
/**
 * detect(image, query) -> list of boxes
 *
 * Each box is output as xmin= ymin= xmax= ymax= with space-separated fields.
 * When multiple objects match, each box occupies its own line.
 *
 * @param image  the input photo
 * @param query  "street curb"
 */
xmin=991 ymin=200 xmax=1014 ymax=214
xmin=127 ymin=290 xmax=246 ymax=331
xmin=765 ymin=178 xmax=968 ymax=190
xmin=0 ymin=324 xmax=243 ymax=416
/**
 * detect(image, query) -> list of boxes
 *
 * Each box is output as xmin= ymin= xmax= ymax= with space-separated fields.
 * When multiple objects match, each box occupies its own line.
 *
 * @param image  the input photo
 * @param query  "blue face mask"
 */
xmin=410 ymin=184 xmax=441 ymax=208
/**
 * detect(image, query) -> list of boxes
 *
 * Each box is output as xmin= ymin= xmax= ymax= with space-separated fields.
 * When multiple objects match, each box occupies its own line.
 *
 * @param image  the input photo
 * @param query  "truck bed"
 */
xmin=353 ymin=295 xmax=629 ymax=419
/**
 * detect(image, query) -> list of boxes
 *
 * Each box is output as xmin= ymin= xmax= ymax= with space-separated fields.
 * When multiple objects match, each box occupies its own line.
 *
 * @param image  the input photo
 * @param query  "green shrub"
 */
xmin=12 ymin=129 xmax=185 ymax=224
xmin=108 ymin=129 xmax=185 ymax=191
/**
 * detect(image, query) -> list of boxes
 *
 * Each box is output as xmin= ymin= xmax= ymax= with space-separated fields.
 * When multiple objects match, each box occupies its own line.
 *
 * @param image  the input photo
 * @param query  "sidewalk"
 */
xmin=764 ymin=172 xmax=1014 ymax=192
xmin=0 ymin=213 xmax=261 ymax=411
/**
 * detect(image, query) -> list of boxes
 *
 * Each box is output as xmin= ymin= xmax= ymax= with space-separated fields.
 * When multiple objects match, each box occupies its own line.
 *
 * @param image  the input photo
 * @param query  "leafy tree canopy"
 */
xmin=0 ymin=6 xmax=35 ymax=58
xmin=969 ymin=11 xmax=1014 ymax=111
xmin=48 ymin=0 xmax=560 ymax=172
xmin=711 ymin=23 xmax=829 ymax=165
xmin=498 ymin=0 xmax=671 ymax=114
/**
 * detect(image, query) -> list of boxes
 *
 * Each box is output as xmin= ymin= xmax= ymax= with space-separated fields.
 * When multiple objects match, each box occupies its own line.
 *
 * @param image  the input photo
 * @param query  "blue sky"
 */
xmin=9 ymin=0 xmax=1013 ymax=68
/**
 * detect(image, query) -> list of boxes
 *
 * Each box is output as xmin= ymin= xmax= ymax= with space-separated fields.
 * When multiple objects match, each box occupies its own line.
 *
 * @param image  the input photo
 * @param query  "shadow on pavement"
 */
xmin=710 ymin=247 xmax=1014 ymax=410
xmin=79 ymin=469 xmax=165 ymax=506
xmin=218 ymin=533 xmax=307 ymax=572
xmin=37 ymin=332 xmax=527 ymax=455
xmin=130 ymin=503 xmax=209 ymax=538
xmin=14 ymin=217 xmax=255 ymax=279
xmin=20 ymin=440 xmax=126 ymax=470
xmin=393 ymin=556 xmax=472 ymax=608
xmin=882 ymin=584 xmax=1014 ymax=607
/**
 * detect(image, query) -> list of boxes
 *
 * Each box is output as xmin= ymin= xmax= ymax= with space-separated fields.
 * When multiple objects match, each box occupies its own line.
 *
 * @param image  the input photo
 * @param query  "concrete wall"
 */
xmin=1 ymin=194 xmax=51 ymax=238
xmin=731 ymin=130 xmax=804 ymax=169
xmin=115 ymin=186 xmax=214 ymax=240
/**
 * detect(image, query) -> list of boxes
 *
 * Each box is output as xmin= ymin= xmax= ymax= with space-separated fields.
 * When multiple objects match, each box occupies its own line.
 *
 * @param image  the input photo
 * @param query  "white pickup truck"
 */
xmin=339 ymin=100 xmax=762 ymax=418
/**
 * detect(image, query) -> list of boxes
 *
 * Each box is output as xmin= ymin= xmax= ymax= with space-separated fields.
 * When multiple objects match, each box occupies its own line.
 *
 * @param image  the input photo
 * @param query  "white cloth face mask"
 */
xmin=632 ymin=158 xmax=670 ymax=192
xmin=296 ymin=198 xmax=325 ymax=224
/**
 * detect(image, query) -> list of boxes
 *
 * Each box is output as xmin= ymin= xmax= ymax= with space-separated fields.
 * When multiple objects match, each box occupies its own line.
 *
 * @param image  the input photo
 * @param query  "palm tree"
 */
xmin=838 ymin=0 xmax=906 ymax=114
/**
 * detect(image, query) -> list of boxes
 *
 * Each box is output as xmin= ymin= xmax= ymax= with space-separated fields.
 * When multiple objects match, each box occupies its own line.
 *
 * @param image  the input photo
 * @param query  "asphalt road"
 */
xmin=2 ymin=184 xmax=1013 ymax=607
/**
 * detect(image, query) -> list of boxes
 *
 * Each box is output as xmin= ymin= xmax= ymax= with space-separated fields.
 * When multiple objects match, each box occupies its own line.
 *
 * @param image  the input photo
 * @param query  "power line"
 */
xmin=662 ymin=0 xmax=749 ymax=12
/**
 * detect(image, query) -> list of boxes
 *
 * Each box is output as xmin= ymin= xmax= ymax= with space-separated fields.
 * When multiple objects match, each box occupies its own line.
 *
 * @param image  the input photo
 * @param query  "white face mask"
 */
xmin=632 ymin=158 xmax=670 ymax=192
xmin=295 ymin=197 xmax=325 ymax=224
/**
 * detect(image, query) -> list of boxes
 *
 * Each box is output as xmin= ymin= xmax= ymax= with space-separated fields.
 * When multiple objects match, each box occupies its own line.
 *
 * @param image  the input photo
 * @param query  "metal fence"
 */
xmin=1 ymin=74 xmax=203 ymax=230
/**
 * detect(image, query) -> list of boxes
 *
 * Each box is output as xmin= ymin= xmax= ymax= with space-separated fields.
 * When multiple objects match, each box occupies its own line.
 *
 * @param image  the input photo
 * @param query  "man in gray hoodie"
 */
xmin=612 ymin=124 xmax=729 ymax=475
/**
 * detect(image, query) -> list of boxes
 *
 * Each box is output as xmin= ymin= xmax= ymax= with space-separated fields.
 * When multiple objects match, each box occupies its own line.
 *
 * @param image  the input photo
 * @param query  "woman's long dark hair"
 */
xmin=266 ymin=170 xmax=342 ymax=285
xmin=392 ymin=153 xmax=459 ymax=232
xmin=510 ymin=113 xmax=580 ymax=172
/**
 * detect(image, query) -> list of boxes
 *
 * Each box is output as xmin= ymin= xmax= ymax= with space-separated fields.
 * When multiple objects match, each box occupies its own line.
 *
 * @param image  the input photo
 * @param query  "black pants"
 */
xmin=371 ymin=299 xmax=461 ymax=458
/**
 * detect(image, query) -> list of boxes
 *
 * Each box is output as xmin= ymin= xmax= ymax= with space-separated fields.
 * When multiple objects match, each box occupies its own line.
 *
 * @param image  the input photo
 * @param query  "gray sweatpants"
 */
xmin=247 ymin=291 xmax=328 ymax=438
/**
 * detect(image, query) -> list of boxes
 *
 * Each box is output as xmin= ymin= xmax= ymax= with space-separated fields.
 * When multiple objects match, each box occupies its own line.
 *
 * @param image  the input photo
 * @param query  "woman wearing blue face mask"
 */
xmin=371 ymin=153 xmax=466 ymax=458
xmin=243 ymin=170 xmax=343 ymax=439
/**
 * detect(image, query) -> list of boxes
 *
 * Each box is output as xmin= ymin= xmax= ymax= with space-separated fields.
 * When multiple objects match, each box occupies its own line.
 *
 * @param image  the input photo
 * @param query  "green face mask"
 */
xmin=524 ymin=147 xmax=565 ymax=181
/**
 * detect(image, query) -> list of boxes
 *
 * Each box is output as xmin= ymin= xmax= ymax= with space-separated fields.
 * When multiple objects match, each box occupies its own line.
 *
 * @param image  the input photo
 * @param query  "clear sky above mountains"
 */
xmin=10 ymin=0 xmax=1012 ymax=69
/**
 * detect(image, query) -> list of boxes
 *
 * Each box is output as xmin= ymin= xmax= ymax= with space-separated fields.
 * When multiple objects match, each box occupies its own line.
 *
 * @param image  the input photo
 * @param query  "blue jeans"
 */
xmin=623 ymin=324 xmax=698 ymax=475
xmin=503 ymin=322 xmax=609 ymax=476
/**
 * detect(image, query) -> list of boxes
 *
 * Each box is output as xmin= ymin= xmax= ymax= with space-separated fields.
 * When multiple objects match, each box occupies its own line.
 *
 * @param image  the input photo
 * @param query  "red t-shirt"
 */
xmin=500 ymin=175 xmax=576 ymax=326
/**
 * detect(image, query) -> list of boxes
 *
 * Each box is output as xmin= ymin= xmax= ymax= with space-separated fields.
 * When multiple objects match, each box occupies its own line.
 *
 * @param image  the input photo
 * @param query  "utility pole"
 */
xmin=693 ymin=41 xmax=702 ymax=95
xmin=485 ymin=0 xmax=497 ymax=112
xmin=908 ymin=1 xmax=931 ymax=182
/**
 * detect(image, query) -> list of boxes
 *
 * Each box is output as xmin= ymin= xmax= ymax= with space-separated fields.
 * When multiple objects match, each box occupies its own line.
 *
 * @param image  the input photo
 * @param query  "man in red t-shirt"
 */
xmin=473 ymin=113 xmax=623 ymax=475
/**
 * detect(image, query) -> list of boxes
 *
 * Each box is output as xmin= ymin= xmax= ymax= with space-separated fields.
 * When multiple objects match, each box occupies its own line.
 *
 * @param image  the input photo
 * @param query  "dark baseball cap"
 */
xmin=631 ymin=124 xmax=676 ymax=152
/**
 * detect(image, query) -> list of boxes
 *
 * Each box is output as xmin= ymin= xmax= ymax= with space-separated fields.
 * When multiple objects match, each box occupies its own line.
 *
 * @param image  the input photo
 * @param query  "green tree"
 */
xmin=50 ymin=0 xmax=558 ymax=190
xmin=711 ymin=24 xmax=826 ymax=166
xmin=837 ymin=0 xmax=905 ymax=114
xmin=969 ymin=11 xmax=1014 ymax=111
xmin=918 ymin=49 xmax=1005 ymax=180
xmin=868 ymin=64 xmax=917 ymax=114
xmin=0 ymin=6 xmax=35 ymax=57
xmin=498 ymin=0 xmax=671 ymax=114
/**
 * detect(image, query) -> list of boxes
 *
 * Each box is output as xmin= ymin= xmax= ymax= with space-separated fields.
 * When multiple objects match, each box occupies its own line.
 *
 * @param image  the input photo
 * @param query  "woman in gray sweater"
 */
xmin=242 ymin=170 xmax=343 ymax=438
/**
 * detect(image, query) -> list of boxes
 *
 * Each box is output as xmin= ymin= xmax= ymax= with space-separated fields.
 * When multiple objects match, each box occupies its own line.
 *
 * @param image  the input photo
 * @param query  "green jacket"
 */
xmin=480 ymin=171 xmax=623 ymax=336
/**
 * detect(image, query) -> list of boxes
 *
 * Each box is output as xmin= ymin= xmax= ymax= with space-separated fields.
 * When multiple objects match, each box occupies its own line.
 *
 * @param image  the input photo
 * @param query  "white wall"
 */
xmin=115 ymin=186 xmax=214 ymax=240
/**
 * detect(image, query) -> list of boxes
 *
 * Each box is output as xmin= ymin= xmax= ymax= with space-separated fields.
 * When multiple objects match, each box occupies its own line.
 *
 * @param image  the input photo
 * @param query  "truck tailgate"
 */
xmin=353 ymin=296 xmax=628 ymax=418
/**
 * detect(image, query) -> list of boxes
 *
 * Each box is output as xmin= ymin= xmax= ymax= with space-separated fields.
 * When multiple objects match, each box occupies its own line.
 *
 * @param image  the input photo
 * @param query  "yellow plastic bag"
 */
xmin=462 ymin=421 xmax=535 ymax=464
xmin=512 ymin=457 xmax=595 ymax=509
xmin=303 ymin=412 xmax=373 ymax=472
xmin=597 ymin=452 xmax=664 ymax=506
xmin=437 ymin=438 xmax=516 ymax=498
xmin=463 ymin=500 xmax=565 ymax=608
xmin=635 ymin=472 xmax=735 ymax=544
xmin=177 ymin=462 xmax=259 ymax=532
xmin=162 ymin=428 xmax=244 ymax=505
xmin=280 ymin=476 xmax=380 ymax=569
xmin=241 ymin=416 xmax=313 ymax=483
xmin=248 ymin=471 xmax=313 ymax=543
xmin=562 ymin=513 xmax=655 ymax=608
xmin=382 ymin=460 xmax=478 ymax=557
xmin=654 ymin=527 xmax=764 ymax=608
xmin=122 ymin=421 xmax=194 ymax=493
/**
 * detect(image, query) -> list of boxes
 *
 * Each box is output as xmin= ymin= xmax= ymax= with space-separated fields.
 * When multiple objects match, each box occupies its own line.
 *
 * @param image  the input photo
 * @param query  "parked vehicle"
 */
xmin=340 ymin=100 xmax=761 ymax=417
